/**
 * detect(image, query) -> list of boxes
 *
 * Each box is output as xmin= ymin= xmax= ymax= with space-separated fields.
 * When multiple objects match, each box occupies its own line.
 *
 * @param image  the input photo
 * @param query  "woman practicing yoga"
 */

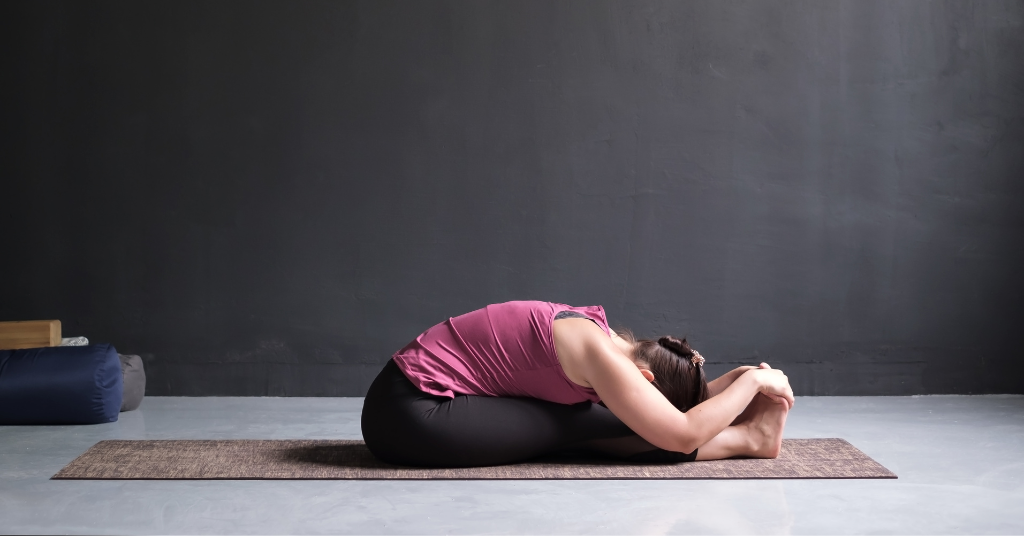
xmin=361 ymin=300 xmax=794 ymax=467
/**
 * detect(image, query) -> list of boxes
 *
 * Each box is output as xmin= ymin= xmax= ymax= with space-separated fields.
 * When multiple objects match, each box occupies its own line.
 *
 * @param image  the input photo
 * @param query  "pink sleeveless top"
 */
xmin=392 ymin=301 xmax=608 ymax=404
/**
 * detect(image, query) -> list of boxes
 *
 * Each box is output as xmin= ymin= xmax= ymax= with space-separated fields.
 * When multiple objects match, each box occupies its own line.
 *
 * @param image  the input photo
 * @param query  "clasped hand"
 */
xmin=750 ymin=362 xmax=795 ymax=409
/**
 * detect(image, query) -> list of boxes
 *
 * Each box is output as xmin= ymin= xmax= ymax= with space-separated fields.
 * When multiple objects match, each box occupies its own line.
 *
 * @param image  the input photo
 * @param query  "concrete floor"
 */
xmin=1 ymin=395 xmax=1022 ymax=535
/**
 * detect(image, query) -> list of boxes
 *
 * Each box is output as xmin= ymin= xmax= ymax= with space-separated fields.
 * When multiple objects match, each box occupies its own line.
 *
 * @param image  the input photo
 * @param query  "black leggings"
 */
xmin=360 ymin=360 xmax=697 ymax=467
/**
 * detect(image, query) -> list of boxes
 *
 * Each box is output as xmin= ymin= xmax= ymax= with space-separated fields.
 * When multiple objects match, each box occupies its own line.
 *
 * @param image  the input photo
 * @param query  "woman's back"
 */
xmin=392 ymin=300 xmax=606 ymax=404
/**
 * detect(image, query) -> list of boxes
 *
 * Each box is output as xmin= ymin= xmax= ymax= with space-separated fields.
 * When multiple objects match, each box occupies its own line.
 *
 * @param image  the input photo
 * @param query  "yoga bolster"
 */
xmin=118 ymin=353 xmax=146 ymax=412
xmin=0 ymin=344 xmax=123 ymax=425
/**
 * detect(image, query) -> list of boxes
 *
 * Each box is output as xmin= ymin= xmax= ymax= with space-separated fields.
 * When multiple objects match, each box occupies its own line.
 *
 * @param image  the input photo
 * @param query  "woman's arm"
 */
xmin=559 ymin=322 xmax=794 ymax=454
xmin=707 ymin=366 xmax=757 ymax=397
xmin=712 ymin=363 xmax=791 ymax=409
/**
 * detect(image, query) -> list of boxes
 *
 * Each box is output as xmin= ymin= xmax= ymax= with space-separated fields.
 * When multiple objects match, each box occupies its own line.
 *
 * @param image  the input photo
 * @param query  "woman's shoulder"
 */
xmin=551 ymin=313 xmax=618 ymax=388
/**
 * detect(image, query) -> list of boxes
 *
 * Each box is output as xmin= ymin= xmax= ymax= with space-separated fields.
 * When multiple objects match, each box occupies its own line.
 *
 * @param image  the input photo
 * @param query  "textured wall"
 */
xmin=2 ymin=1 xmax=1022 ymax=395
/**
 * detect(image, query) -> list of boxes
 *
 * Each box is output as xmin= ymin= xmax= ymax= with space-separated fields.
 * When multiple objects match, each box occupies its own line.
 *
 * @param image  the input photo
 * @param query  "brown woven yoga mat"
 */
xmin=52 ymin=438 xmax=895 ymax=480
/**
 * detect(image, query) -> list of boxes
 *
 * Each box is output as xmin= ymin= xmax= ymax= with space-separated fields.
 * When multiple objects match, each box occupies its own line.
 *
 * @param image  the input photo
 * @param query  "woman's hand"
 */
xmin=747 ymin=367 xmax=794 ymax=409
xmin=707 ymin=365 xmax=760 ymax=397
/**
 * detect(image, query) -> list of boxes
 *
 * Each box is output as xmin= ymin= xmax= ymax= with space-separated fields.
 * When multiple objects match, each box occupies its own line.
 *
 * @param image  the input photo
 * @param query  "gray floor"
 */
xmin=2 ymin=395 xmax=1023 ymax=535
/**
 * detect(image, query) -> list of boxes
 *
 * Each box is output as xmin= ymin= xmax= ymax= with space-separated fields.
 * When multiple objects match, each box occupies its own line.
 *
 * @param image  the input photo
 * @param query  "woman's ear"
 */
xmin=639 ymin=368 xmax=655 ymax=383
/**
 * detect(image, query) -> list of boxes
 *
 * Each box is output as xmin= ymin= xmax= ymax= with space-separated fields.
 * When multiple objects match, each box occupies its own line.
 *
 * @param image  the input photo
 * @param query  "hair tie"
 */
xmin=690 ymin=351 xmax=704 ymax=367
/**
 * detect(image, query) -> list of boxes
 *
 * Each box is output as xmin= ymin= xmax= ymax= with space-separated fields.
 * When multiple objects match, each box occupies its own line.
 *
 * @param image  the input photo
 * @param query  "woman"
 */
xmin=361 ymin=300 xmax=794 ymax=467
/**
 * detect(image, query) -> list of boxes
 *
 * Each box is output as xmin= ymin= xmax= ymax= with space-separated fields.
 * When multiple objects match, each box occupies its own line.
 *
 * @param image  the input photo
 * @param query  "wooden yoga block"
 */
xmin=0 ymin=320 xmax=62 ymax=350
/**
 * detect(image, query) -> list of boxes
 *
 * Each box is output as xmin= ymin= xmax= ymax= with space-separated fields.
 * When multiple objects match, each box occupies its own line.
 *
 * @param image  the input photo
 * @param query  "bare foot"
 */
xmin=730 ymin=386 xmax=778 ymax=426
xmin=741 ymin=394 xmax=790 ymax=458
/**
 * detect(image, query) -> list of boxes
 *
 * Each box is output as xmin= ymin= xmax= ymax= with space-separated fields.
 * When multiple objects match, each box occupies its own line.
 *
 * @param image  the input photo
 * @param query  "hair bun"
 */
xmin=657 ymin=336 xmax=692 ymax=357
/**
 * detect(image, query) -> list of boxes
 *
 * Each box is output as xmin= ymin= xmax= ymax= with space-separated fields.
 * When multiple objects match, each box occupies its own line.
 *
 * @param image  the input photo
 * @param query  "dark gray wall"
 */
xmin=2 ymin=0 xmax=1022 ymax=396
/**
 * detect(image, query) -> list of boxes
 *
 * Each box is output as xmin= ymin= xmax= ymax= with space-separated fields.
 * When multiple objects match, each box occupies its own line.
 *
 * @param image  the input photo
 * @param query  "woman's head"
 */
xmin=618 ymin=331 xmax=710 ymax=412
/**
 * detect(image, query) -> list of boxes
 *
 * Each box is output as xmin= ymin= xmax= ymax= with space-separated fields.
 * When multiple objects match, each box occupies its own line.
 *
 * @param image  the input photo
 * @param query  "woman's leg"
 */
xmin=361 ymin=360 xmax=645 ymax=467
xmin=695 ymin=392 xmax=790 ymax=460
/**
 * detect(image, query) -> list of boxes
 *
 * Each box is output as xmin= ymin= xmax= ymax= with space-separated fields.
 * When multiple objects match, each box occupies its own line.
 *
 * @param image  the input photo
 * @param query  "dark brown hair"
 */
xmin=618 ymin=331 xmax=710 ymax=412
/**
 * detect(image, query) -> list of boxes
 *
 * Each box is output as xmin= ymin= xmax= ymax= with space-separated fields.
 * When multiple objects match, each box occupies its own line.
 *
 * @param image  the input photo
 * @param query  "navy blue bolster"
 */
xmin=0 ymin=343 xmax=123 ymax=425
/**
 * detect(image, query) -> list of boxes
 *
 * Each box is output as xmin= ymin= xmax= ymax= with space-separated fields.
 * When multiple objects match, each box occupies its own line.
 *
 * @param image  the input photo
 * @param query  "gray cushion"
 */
xmin=118 ymin=354 xmax=146 ymax=412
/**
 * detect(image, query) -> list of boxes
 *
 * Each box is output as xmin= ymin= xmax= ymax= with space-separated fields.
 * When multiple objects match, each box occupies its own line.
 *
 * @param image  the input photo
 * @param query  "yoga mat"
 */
xmin=53 ymin=438 xmax=895 ymax=480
